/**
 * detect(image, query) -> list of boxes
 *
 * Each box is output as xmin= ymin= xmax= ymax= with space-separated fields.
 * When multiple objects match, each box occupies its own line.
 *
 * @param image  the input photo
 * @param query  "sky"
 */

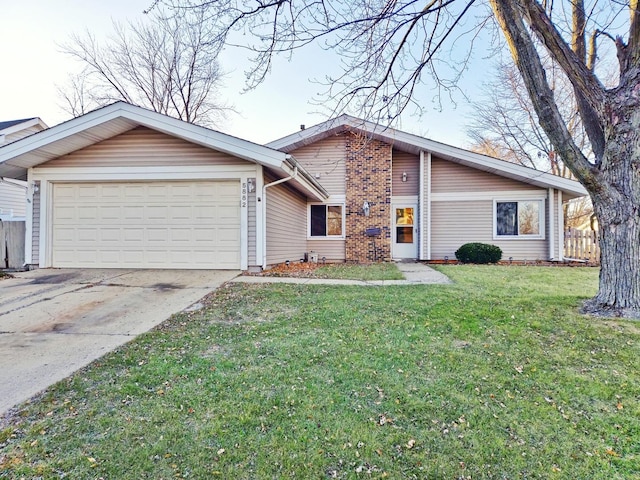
xmin=1 ymin=1 xmax=481 ymax=147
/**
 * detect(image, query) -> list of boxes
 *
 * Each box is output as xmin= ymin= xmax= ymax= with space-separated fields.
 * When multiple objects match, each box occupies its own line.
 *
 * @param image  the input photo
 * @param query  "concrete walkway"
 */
xmin=233 ymin=262 xmax=451 ymax=286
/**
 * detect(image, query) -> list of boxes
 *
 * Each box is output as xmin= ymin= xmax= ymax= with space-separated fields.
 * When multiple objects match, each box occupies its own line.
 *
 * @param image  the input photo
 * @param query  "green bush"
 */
xmin=455 ymin=242 xmax=502 ymax=264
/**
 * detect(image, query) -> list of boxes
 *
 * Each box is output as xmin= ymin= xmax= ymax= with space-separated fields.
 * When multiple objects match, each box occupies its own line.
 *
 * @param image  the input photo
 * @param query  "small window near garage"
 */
xmin=310 ymin=204 xmax=343 ymax=237
xmin=495 ymin=200 xmax=544 ymax=238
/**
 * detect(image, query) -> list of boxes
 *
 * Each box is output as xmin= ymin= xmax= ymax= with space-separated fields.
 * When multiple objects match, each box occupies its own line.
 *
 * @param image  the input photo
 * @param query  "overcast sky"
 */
xmin=1 ymin=1 xmax=480 ymax=146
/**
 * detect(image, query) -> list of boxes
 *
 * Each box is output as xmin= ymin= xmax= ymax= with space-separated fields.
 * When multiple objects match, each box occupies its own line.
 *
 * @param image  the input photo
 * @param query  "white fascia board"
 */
xmin=0 ymin=102 xmax=287 ymax=170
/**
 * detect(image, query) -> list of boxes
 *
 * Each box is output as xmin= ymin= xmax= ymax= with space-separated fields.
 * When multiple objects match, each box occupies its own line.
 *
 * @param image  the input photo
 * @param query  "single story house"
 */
xmin=0 ymin=102 xmax=587 ymax=270
xmin=0 ymin=117 xmax=48 ymax=220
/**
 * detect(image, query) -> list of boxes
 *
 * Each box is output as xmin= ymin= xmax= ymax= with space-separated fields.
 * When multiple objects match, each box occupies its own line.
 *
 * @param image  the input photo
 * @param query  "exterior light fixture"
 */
xmin=362 ymin=200 xmax=370 ymax=216
xmin=247 ymin=178 xmax=255 ymax=193
xmin=402 ymin=172 xmax=408 ymax=182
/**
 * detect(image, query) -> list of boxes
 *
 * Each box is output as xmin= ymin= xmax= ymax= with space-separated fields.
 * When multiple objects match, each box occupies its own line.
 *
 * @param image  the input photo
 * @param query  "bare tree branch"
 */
xmin=58 ymin=8 xmax=230 ymax=126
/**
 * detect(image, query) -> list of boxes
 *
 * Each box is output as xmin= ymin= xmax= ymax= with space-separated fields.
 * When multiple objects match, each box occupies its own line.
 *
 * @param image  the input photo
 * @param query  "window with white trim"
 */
xmin=310 ymin=204 xmax=343 ymax=237
xmin=495 ymin=200 xmax=544 ymax=238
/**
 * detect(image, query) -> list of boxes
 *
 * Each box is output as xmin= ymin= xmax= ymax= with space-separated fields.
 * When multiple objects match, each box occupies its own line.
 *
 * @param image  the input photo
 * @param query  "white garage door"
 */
xmin=52 ymin=181 xmax=240 ymax=269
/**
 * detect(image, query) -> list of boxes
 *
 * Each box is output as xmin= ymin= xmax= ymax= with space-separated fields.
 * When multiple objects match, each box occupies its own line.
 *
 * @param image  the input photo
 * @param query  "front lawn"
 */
xmin=2 ymin=266 xmax=638 ymax=479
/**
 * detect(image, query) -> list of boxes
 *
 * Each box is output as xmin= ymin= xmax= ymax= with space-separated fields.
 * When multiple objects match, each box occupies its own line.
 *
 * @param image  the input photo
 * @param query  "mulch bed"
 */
xmin=247 ymin=261 xmax=323 ymax=277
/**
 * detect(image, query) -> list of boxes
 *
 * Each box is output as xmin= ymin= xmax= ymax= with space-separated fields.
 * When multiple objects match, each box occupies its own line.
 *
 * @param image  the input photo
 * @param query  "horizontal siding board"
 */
xmin=0 ymin=183 xmax=26 ymax=218
xmin=306 ymin=240 xmax=346 ymax=262
xmin=39 ymin=127 xmax=249 ymax=168
xmin=431 ymin=157 xmax=533 ymax=193
xmin=431 ymin=200 xmax=547 ymax=261
xmin=392 ymin=150 xmax=419 ymax=196
xmin=266 ymin=177 xmax=307 ymax=265
xmin=5 ymin=125 xmax=43 ymax=144
xmin=289 ymin=135 xmax=346 ymax=197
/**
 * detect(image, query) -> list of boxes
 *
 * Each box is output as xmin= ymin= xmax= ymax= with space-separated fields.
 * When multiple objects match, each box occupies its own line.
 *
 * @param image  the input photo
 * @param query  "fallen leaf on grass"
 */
xmin=605 ymin=448 xmax=619 ymax=457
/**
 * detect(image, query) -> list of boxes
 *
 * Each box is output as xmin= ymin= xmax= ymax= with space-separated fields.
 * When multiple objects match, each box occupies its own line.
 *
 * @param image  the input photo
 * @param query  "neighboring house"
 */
xmin=0 ymin=118 xmax=48 ymax=221
xmin=0 ymin=102 xmax=587 ymax=270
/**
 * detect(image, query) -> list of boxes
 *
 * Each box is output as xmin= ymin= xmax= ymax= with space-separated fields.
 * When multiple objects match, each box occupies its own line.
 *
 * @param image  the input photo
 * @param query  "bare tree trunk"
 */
xmin=584 ymin=99 xmax=640 ymax=316
xmin=586 ymin=207 xmax=640 ymax=317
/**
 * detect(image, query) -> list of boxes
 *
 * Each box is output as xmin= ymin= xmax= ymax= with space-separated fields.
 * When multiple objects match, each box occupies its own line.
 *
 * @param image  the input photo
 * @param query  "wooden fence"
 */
xmin=0 ymin=221 xmax=25 ymax=269
xmin=564 ymin=228 xmax=600 ymax=264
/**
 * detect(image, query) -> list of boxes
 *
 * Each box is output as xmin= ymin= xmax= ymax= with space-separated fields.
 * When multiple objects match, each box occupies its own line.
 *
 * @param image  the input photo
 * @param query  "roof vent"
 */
xmin=300 ymin=124 xmax=305 ymax=131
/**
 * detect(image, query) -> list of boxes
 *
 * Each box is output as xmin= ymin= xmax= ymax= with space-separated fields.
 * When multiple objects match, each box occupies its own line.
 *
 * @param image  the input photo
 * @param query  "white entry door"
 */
xmin=392 ymin=204 xmax=418 ymax=259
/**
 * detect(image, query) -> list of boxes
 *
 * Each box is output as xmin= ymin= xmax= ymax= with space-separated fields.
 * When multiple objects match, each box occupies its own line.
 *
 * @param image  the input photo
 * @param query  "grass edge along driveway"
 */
xmin=1 ymin=265 xmax=638 ymax=479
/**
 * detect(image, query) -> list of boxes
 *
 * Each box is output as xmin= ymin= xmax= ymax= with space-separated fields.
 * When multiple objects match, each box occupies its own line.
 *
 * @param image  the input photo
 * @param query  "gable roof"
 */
xmin=0 ymin=117 xmax=48 ymax=137
xmin=0 ymin=119 xmax=34 ymax=131
xmin=268 ymin=114 xmax=588 ymax=200
xmin=0 ymin=102 xmax=327 ymax=200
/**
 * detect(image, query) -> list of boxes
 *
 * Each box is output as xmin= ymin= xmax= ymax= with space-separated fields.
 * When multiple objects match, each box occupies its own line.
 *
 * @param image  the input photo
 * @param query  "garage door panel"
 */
xmin=52 ymin=181 xmax=241 ymax=269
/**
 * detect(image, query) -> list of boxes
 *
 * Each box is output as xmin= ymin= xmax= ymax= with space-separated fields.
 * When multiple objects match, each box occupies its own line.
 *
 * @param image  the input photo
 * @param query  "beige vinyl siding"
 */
xmin=289 ymin=135 xmax=347 ymax=197
xmin=431 ymin=157 xmax=533 ymax=192
xmin=431 ymin=200 xmax=547 ymax=261
xmin=32 ymin=186 xmax=40 ymax=265
xmin=39 ymin=127 xmax=248 ymax=168
xmin=392 ymin=150 xmax=419 ymax=196
xmin=307 ymin=240 xmax=346 ymax=262
xmin=265 ymin=176 xmax=307 ymax=265
xmin=248 ymin=178 xmax=257 ymax=266
xmin=0 ymin=182 xmax=26 ymax=218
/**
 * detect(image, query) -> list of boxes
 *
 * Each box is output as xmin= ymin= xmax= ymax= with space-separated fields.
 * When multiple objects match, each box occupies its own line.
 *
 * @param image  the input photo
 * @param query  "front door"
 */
xmin=392 ymin=204 xmax=418 ymax=259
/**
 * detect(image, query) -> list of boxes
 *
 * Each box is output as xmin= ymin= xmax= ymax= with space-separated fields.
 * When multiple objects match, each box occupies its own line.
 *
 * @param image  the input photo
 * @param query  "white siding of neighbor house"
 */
xmin=265 ymin=174 xmax=308 ymax=265
xmin=38 ymin=127 xmax=248 ymax=168
xmin=0 ymin=182 xmax=26 ymax=218
xmin=392 ymin=150 xmax=419 ymax=197
xmin=289 ymin=135 xmax=347 ymax=197
xmin=429 ymin=157 xmax=550 ymax=261
xmin=4 ymin=124 xmax=44 ymax=144
xmin=31 ymin=186 xmax=40 ymax=266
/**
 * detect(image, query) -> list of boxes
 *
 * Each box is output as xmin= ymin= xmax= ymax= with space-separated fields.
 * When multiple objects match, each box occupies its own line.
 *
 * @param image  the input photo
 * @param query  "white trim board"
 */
xmin=431 ymin=190 xmax=548 ymax=202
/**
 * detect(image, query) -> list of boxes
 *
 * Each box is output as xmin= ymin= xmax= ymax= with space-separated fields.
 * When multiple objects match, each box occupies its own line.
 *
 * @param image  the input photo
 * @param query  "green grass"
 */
xmin=313 ymin=262 xmax=405 ymax=280
xmin=2 ymin=265 xmax=639 ymax=479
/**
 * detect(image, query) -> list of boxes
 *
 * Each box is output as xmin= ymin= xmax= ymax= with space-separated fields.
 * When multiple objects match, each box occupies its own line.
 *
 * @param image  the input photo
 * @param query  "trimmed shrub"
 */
xmin=455 ymin=242 xmax=502 ymax=264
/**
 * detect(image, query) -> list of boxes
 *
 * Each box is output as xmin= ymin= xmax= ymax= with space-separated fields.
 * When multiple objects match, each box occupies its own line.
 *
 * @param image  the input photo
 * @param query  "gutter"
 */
xmin=284 ymin=154 xmax=329 ymax=198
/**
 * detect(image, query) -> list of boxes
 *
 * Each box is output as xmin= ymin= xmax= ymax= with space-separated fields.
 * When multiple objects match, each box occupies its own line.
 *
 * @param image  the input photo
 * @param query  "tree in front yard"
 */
xmin=155 ymin=0 xmax=640 ymax=317
xmin=59 ymin=8 xmax=230 ymax=127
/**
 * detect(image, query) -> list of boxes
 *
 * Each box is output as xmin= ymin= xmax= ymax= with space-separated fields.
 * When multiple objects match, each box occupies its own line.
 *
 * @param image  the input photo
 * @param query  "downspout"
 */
xmin=261 ymin=163 xmax=298 ymax=269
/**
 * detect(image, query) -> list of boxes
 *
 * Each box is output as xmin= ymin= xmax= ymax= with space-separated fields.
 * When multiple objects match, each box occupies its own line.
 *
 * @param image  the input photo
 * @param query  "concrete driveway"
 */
xmin=0 ymin=268 xmax=238 ymax=416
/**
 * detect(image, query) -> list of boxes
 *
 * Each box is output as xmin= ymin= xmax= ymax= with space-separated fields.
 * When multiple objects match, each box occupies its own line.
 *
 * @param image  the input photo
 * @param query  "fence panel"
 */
xmin=0 ymin=221 xmax=26 ymax=269
xmin=564 ymin=228 xmax=600 ymax=264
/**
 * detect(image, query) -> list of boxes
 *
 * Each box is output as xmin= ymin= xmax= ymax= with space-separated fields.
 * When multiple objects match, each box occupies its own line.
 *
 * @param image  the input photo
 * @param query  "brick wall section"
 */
xmin=345 ymin=132 xmax=392 ymax=262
